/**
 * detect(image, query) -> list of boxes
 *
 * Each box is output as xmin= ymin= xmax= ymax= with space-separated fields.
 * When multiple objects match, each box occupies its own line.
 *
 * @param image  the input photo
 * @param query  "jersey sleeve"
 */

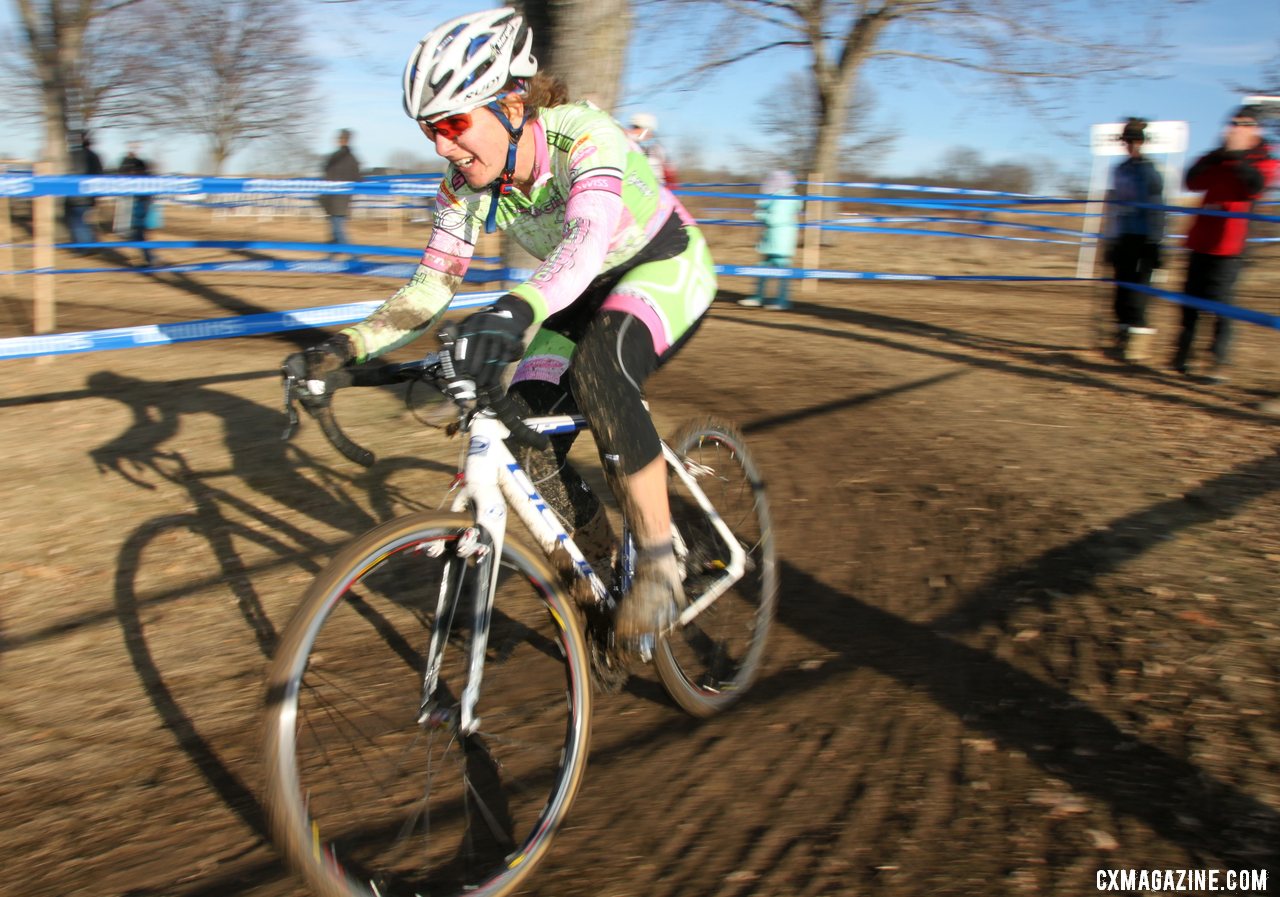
xmin=340 ymin=175 xmax=482 ymax=362
xmin=509 ymin=123 xmax=628 ymax=321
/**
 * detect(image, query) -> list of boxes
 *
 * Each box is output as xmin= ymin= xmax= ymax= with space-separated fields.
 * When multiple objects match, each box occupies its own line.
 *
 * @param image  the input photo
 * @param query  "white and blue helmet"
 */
xmin=402 ymin=7 xmax=538 ymax=121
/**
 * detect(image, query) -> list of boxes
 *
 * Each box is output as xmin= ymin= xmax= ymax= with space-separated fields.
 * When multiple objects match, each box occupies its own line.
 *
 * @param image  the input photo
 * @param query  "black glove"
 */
xmin=1102 ymin=241 xmax=1116 ymax=267
xmin=1144 ymin=242 xmax=1163 ymax=270
xmin=453 ymin=295 xmax=534 ymax=390
xmin=283 ymin=334 xmax=353 ymax=410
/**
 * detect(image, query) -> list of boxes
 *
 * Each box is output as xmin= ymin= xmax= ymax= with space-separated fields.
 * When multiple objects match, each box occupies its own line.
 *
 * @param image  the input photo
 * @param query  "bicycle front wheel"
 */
xmin=655 ymin=418 xmax=778 ymax=716
xmin=263 ymin=512 xmax=592 ymax=897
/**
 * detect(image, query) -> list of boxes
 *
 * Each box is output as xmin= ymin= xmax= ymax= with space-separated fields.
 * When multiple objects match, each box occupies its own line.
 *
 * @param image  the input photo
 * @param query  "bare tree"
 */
xmin=10 ymin=0 xmax=145 ymax=169
xmin=1237 ymin=49 xmax=1280 ymax=144
xmin=742 ymin=71 xmax=894 ymax=177
xmin=939 ymin=146 xmax=983 ymax=184
xmin=8 ymin=0 xmax=317 ymax=172
xmin=641 ymin=0 xmax=1196 ymax=186
xmin=131 ymin=0 xmax=318 ymax=174
xmin=384 ymin=149 xmax=443 ymax=174
xmin=513 ymin=0 xmax=631 ymax=111
xmin=980 ymin=161 xmax=1034 ymax=195
xmin=319 ymin=1 xmax=634 ymax=111
xmin=502 ymin=1 xmax=632 ymax=276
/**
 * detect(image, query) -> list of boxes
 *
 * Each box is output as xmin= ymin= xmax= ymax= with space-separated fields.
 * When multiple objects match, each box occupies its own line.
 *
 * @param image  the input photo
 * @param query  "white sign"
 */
xmin=1089 ymin=120 xmax=1189 ymax=157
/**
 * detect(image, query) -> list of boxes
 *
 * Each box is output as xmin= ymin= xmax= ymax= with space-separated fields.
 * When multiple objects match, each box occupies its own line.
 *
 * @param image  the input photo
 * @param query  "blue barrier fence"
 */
xmin=7 ymin=173 xmax=1277 ymax=244
xmin=0 ymin=291 xmax=503 ymax=361
xmin=2 ymin=175 xmax=1275 ymax=360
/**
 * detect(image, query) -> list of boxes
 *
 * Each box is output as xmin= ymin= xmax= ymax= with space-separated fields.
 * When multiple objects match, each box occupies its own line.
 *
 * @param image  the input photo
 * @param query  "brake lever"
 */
xmin=434 ymin=332 xmax=478 ymax=404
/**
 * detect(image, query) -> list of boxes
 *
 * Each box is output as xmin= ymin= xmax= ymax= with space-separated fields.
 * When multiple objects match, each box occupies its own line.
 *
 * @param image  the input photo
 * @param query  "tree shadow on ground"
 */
xmin=934 ymin=445 xmax=1280 ymax=631
xmin=713 ymin=293 xmax=1277 ymax=424
xmin=714 ymin=285 xmax=1072 ymax=352
xmin=747 ymin=560 xmax=1280 ymax=870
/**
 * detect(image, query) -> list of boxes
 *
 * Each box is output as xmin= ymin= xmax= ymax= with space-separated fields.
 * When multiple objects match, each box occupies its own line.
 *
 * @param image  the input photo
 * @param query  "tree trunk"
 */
xmin=16 ymin=0 xmax=97 ymax=171
xmin=516 ymin=0 xmax=631 ymax=112
xmin=810 ymin=77 xmax=852 ymax=183
xmin=808 ymin=4 xmax=888 ymax=184
xmin=504 ymin=0 xmax=632 ymax=286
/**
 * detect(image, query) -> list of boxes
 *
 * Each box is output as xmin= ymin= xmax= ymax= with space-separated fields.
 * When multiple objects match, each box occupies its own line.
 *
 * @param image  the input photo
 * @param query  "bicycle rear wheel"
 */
xmin=263 ymin=512 xmax=592 ymax=897
xmin=655 ymin=418 xmax=778 ymax=716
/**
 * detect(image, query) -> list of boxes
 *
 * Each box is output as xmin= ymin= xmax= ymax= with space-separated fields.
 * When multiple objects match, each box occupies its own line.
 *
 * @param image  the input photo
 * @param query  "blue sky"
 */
xmin=2 ymin=0 xmax=1276 ymax=190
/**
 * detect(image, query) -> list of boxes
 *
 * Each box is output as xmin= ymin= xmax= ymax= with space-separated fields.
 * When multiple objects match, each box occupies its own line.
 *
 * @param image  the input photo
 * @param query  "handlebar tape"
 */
xmin=313 ymin=405 xmax=376 ymax=468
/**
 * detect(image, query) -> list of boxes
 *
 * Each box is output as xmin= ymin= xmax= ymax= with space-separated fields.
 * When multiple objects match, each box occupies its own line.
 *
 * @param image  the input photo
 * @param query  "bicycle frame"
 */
xmin=421 ymin=410 xmax=748 ymax=736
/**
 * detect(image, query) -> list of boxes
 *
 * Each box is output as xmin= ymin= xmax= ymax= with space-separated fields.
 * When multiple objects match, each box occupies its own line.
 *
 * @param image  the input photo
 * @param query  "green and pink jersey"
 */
xmin=341 ymin=101 xmax=716 ymax=370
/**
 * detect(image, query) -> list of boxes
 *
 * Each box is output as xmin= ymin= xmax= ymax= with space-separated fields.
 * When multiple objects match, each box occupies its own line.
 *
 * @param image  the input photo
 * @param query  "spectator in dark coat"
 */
xmin=1102 ymin=117 xmax=1165 ymax=362
xmin=65 ymin=131 xmax=103 ymax=247
xmin=319 ymin=129 xmax=361 ymax=258
xmin=118 ymin=143 xmax=157 ymax=266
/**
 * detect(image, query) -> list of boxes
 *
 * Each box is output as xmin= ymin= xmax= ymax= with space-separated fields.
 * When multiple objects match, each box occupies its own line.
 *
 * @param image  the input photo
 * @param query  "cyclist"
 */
xmin=287 ymin=7 xmax=718 ymax=644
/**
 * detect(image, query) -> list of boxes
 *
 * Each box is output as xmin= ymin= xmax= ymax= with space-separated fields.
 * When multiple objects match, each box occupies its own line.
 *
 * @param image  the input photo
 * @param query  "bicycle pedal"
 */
xmin=633 ymin=634 xmax=656 ymax=663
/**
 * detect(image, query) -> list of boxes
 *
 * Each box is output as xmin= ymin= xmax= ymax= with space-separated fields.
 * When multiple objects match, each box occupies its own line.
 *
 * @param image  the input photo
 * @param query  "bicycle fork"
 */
xmin=417 ymin=533 xmax=496 ymax=738
xmin=418 ymin=423 xmax=513 ymax=737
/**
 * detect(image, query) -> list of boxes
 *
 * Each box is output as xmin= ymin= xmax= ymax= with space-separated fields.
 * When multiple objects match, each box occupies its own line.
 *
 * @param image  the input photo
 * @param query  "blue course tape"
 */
xmin=808 ymin=181 xmax=1061 ymax=201
xmin=1126 ymin=282 xmax=1280 ymax=330
xmin=0 ymin=291 xmax=502 ymax=360
xmin=5 ymin=257 xmax=512 ymax=282
xmin=48 ymin=240 xmax=426 ymax=257
xmin=0 ymin=174 xmax=443 ymax=197
xmin=706 ymin=222 xmax=1084 ymax=245
xmin=808 ymin=224 xmax=1082 ymax=245
xmin=11 ymin=174 xmax=1269 ymax=224
xmin=840 ymin=215 xmax=1086 ymax=236
xmin=717 ymin=264 xmax=1087 ymax=282
xmin=5 ymin=263 xmax=1275 ymax=359
xmin=724 ymin=265 xmax=1280 ymax=330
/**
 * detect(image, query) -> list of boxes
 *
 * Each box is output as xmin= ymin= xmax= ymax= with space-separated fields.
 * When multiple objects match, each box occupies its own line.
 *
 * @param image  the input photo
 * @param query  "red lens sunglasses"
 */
xmin=421 ymin=113 xmax=473 ymax=141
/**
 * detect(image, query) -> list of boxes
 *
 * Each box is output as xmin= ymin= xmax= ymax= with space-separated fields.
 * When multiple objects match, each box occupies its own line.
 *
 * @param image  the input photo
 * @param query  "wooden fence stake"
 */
xmin=33 ymin=161 xmax=56 ymax=334
xmin=0 ymin=196 xmax=14 ymax=294
xmin=801 ymin=171 xmax=822 ymax=295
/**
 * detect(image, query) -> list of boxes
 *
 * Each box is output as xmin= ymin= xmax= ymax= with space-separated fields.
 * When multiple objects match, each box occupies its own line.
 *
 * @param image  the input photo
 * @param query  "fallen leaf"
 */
xmin=1088 ymin=829 xmax=1119 ymax=851
xmin=1175 ymin=610 xmax=1221 ymax=628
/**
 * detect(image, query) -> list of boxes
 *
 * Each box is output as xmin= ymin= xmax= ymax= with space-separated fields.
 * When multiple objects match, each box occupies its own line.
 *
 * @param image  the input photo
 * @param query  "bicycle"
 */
xmin=263 ymin=336 xmax=777 ymax=897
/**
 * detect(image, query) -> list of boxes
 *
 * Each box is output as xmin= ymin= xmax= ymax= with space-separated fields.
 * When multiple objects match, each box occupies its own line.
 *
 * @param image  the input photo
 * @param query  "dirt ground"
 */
xmin=1 ymin=198 xmax=1278 ymax=897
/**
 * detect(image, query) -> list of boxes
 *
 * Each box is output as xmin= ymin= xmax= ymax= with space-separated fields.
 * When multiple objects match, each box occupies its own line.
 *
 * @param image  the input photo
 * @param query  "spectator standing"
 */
xmin=1102 ymin=118 xmax=1165 ymax=362
xmin=739 ymin=170 xmax=801 ymax=310
xmin=1172 ymin=105 xmax=1278 ymax=382
xmin=64 ymin=130 xmax=103 ymax=248
xmin=118 ymin=143 xmax=157 ymax=266
xmin=319 ymin=128 xmax=361 ymax=258
xmin=625 ymin=113 xmax=677 ymax=188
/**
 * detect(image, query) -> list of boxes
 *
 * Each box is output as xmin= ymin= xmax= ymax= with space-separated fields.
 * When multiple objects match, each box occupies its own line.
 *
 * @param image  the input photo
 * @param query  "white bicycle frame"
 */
xmin=421 ymin=410 xmax=748 ymax=735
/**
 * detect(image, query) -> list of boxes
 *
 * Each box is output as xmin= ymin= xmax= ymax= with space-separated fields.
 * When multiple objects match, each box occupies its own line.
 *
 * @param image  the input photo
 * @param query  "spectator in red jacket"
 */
xmin=1172 ymin=105 xmax=1278 ymax=382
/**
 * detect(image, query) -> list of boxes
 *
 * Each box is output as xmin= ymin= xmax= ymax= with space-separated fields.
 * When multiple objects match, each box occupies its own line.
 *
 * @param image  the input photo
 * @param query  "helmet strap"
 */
xmin=483 ymin=97 xmax=527 ymax=234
